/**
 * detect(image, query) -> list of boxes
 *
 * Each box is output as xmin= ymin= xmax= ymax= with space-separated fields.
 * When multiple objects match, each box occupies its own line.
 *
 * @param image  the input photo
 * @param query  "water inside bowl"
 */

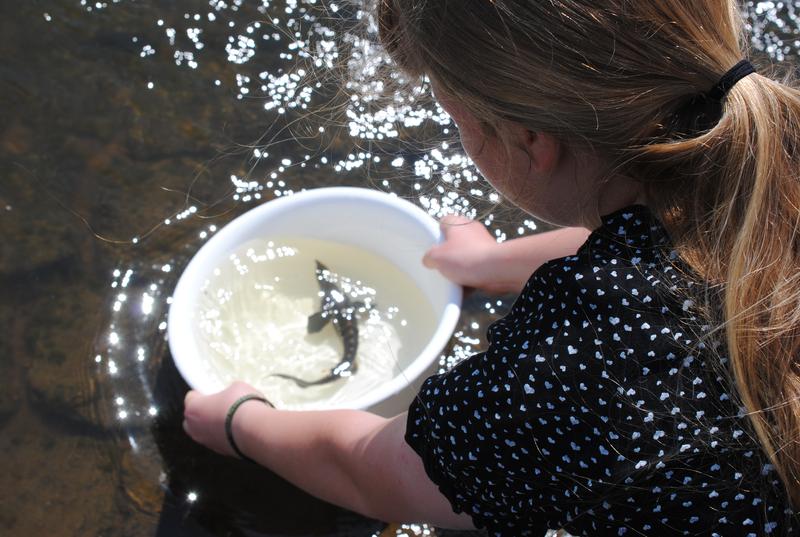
xmin=193 ymin=236 xmax=438 ymax=408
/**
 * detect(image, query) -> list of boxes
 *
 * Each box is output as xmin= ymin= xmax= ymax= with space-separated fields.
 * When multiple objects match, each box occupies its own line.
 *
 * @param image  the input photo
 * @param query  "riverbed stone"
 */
xmin=24 ymin=281 xmax=108 ymax=435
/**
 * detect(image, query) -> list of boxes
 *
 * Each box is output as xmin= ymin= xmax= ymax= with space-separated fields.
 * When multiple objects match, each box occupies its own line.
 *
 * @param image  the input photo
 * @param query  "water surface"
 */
xmin=1 ymin=1 xmax=798 ymax=536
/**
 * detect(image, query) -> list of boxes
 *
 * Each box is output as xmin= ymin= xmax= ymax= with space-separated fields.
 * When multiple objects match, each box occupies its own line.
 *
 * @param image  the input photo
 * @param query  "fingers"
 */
xmin=424 ymin=215 xmax=471 ymax=269
xmin=183 ymin=391 xmax=197 ymax=437
xmin=439 ymin=215 xmax=477 ymax=243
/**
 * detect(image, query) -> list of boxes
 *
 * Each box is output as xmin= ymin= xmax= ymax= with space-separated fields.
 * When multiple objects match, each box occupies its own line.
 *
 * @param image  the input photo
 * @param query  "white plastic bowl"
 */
xmin=168 ymin=186 xmax=462 ymax=417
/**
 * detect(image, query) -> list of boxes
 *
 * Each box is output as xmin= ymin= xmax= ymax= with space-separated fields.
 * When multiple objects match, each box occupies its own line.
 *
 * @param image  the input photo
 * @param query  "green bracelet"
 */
xmin=225 ymin=394 xmax=273 ymax=463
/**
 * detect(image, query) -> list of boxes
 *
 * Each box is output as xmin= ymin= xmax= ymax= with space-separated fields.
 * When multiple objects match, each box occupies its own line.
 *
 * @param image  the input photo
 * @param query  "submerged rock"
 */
xmin=24 ymin=281 xmax=107 ymax=435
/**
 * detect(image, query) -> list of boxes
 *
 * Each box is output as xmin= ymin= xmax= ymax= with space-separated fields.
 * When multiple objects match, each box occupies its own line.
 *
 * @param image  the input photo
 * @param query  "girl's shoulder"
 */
xmin=502 ymin=204 xmax=684 ymax=339
xmin=537 ymin=203 xmax=672 ymax=289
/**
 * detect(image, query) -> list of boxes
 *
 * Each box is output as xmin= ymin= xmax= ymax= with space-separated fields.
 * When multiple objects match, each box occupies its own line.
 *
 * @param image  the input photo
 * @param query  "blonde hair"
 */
xmin=379 ymin=0 xmax=800 ymax=504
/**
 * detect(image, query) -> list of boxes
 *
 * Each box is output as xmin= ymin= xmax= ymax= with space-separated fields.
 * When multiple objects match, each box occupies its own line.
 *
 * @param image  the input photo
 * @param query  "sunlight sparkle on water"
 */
xmin=82 ymin=3 xmax=800 ymax=532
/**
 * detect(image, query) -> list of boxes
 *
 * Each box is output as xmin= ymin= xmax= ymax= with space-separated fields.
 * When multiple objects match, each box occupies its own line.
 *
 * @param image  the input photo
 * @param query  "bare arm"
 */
xmin=423 ymin=216 xmax=590 ymax=294
xmin=488 ymin=226 xmax=592 ymax=293
xmin=183 ymin=383 xmax=475 ymax=529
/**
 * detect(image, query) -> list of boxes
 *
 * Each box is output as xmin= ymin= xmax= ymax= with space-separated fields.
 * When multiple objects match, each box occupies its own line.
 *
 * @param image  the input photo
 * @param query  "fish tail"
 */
xmin=271 ymin=372 xmax=339 ymax=388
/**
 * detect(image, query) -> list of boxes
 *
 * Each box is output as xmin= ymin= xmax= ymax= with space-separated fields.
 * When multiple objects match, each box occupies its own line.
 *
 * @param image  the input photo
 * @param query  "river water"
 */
xmin=0 ymin=1 xmax=798 ymax=536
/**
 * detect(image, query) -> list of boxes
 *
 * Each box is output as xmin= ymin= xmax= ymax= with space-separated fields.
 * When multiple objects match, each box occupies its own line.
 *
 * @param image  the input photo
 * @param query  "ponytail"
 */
xmin=638 ymin=72 xmax=800 ymax=505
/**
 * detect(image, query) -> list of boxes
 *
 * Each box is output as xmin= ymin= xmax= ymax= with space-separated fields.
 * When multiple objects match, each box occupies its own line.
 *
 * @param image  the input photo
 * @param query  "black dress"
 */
xmin=405 ymin=205 xmax=797 ymax=536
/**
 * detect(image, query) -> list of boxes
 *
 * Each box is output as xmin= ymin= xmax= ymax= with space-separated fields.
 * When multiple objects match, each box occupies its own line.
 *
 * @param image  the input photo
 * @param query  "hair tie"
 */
xmin=708 ymin=60 xmax=756 ymax=100
xmin=225 ymin=393 xmax=273 ymax=463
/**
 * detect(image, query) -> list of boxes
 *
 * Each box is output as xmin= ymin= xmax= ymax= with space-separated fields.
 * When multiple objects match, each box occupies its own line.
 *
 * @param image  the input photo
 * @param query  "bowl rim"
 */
xmin=167 ymin=186 xmax=462 ymax=410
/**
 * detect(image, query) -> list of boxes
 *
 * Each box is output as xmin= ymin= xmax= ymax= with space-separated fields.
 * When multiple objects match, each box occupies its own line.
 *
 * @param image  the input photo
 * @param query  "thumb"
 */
xmin=184 ymin=389 xmax=199 ymax=406
xmin=422 ymin=244 xmax=441 ymax=269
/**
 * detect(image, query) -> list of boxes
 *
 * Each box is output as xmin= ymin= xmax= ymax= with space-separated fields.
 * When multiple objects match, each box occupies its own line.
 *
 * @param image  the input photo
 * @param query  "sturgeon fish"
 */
xmin=273 ymin=260 xmax=360 ymax=387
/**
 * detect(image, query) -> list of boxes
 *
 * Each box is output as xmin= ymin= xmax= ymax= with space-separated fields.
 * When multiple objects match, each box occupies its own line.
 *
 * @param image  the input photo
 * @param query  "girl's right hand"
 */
xmin=422 ymin=215 xmax=501 ymax=293
xmin=183 ymin=381 xmax=268 ymax=458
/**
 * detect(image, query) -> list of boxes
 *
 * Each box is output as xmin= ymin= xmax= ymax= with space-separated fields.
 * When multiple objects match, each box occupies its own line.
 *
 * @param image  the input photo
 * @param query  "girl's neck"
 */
xmin=591 ymin=174 xmax=647 ymax=228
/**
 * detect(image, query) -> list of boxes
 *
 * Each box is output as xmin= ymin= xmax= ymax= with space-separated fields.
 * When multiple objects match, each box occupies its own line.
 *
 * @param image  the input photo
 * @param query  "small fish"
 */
xmin=273 ymin=261 xmax=361 ymax=387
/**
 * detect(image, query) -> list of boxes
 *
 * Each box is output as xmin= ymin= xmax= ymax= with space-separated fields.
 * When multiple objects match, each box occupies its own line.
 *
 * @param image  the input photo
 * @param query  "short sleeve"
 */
xmin=405 ymin=258 xmax=628 ymax=535
xmin=405 ymin=350 xmax=549 ymax=533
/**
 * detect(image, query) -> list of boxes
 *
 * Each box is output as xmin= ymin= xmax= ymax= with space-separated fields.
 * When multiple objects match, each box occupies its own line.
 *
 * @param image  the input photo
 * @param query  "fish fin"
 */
xmin=307 ymin=311 xmax=331 ymax=333
xmin=315 ymin=260 xmax=329 ymax=273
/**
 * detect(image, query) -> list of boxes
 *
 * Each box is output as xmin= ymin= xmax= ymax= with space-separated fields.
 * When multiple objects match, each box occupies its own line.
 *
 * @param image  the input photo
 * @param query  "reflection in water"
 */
xmin=3 ymin=0 xmax=797 ymax=536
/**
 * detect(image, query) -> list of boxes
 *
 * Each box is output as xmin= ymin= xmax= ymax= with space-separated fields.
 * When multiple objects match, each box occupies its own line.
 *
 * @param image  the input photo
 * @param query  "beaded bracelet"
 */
xmin=224 ymin=393 xmax=274 ymax=463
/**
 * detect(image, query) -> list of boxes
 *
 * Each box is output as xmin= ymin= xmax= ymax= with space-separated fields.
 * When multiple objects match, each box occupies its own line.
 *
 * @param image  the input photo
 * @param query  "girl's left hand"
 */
xmin=183 ymin=381 xmax=266 ymax=457
xmin=422 ymin=214 xmax=500 ymax=291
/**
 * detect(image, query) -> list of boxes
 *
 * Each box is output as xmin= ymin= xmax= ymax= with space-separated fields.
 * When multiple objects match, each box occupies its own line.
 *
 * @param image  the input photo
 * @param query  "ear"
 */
xmin=525 ymin=130 xmax=561 ymax=175
xmin=504 ymin=122 xmax=563 ymax=175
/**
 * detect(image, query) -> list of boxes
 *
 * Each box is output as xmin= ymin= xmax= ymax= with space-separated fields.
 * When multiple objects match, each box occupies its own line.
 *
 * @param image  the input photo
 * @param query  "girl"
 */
xmin=183 ymin=1 xmax=800 ymax=535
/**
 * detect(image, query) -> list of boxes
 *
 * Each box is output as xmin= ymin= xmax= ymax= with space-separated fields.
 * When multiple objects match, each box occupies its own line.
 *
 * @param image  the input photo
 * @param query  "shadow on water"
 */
xmin=149 ymin=355 xmax=384 ymax=537
xmin=1 ymin=0 xmax=799 ymax=536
